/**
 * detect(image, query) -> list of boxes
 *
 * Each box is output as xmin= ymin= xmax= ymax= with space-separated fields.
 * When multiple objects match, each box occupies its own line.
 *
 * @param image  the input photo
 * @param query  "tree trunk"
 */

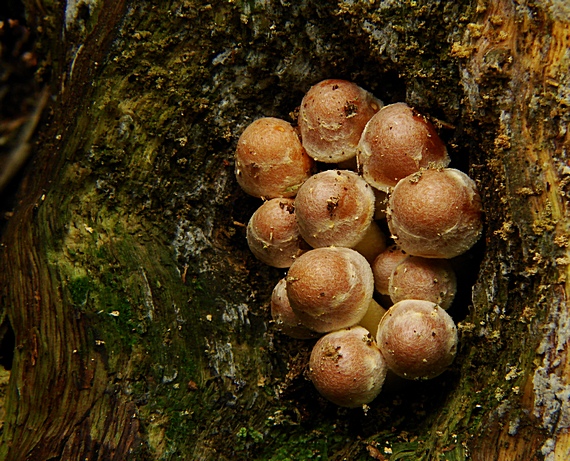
xmin=0 ymin=0 xmax=568 ymax=459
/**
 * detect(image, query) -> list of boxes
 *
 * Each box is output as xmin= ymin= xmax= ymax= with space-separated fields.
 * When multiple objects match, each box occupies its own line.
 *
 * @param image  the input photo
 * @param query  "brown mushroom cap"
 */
xmin=376 ymin=299 xmax=458 ymax=380
xmin=387 ymin=168 xmax=483 ymax=259
xmin=389 ymin=256 xmax=457 ymax=309
xmin=309 ymin=326 xmax=387 ymax=407
xmin=235 ymin=117 xmax=315 ymax=198
xmin=270 ymin=278 xmax=319 ymax=339
xmin=294 ymin=169 xmax=376 ymax=249
xmin=358 ymin=103 xmax=450 ymax=191
xmin=286 ymin=247 xmax=374 ymax=333
xmin=246 ymin=198 xmax=309 ymax=268
xmin=372 ymin=245 xmax=408 ymax=295
xmin=299 ymin=79 xmax=382 ymax=163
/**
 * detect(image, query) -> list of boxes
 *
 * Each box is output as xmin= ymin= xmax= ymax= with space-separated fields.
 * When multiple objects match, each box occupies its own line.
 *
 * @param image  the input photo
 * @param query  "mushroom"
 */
xmin=387 ymin=168 xmax=483 ymax=259
xmin=235 ymin=117 xmax=315 ymax=198
xmin=299 ymin=79 xmax=382 ymax=163
xmin=388 ymin=256 xmax=457 ymax=309
xmin=294 ymin=169 xmax=385 ymax=260
xmin=351 ymin=221 xmax=387 ymax=263
xmin=270 ymin=278 xmax=318 ymax=339
xmin=357 ymin=103 xmax=450 ymax=191
xmin=308 ymin=326 xmax=387 ymax=407
xmin=371 ymin=245 xmax=408 ymax=296
xmin=286 ymin=247 xmax=374 ymax=333
xmin=358 ymin=299 xmax=387 ymax=337
xmin=376 ymin=299 xmax=458 ymax=380
xmin=246 ymin=197 xmax=309 ymax=268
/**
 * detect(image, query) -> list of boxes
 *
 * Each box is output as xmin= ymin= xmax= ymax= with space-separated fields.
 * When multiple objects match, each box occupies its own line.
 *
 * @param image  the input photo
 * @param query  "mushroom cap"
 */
xmin=299 ymin=79 xmax=382 ymax=163
xmin=235 ymin=117 xmax=315 ymax=198
xmin=387 ymin=168 xmax=483 ymax=259
xmin=246 ymin=198 xmax=309 ymax=268
xmin=270 ymin=278 xmax=319 ymax=339
xmin=309 ymin=326 xmax=387 ymax=407
xmin=388 ymin=256 xmax=457 ymax=309
xmin=376 ymin=299 xmax=458 ymax=380
xmin=286 ymin=247 xmax=374 ymax=333
xmin=372 ymin=245 xmax=408 ymax=295
xmin=294 ymin=169 xmax=375 ymax=248
xmin=358 ymin=103 xmax=450 ymax=191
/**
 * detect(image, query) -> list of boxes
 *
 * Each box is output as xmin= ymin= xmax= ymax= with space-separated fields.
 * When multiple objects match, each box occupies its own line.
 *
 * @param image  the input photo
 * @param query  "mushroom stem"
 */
xmin=358 ymin=298 xmax=387 ymax=337
xmin=352 ymin=220 xmax=387 ymax=263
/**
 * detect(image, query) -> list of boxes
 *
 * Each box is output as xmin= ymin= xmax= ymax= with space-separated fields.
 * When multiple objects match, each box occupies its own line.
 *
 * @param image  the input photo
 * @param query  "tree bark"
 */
xmin=0 ymin=0 xmax=568 ymax=460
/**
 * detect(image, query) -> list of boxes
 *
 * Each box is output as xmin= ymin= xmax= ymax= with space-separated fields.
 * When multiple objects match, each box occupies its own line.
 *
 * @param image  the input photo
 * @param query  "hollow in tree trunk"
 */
xmin=0 ymin=1 xmax=569 ymax=460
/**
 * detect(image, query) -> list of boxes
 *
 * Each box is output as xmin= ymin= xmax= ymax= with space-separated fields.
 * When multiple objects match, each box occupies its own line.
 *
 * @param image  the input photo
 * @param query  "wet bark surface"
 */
xmin=0 ymin=0 xmax=568 ymax=460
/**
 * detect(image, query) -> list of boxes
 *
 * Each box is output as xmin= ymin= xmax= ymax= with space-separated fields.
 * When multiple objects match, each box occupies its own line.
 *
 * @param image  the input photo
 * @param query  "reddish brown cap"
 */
xmin=294 ymin=170 xmax=375 ymax=248
xmin=372 ymin=245 xmax=408 ymax=295
xmin=270 ymin=278 xmax=319 ymax=339
xmin=247 ymin=198 xmax=309 ymax=268
xmin=235 ymin=117 xmax=315 ymax=198
xmin=299 ymin=79 xmax=382 ymax=163
xmin=376 ymin=300 xmax=458 ymax=380
xmin=389 ymin=256 xmax=457 ymax=309
xmin=387 ymin=168 xmax=483 ymax=258
xmin=286 ymin=247 xmax=374 ymax=333
xmin=309 ymin=326 xmax=387 ymax=407
xmin=358 ymin=103 xmax=450 ymax=191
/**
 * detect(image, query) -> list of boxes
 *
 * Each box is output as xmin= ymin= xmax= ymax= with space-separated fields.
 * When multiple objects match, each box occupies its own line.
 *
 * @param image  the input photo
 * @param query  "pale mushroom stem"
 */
xmin=358 ymin=298 xmax=387 ymax=337
xmin=352 ymin=220 xmax=387 ymax=263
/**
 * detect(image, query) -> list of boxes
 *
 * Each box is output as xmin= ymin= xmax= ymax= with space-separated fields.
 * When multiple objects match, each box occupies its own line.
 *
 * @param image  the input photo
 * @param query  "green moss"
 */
xmin=251 ymin=420 xmax=344 ymax=461
xmin=68 ymin=276 xmax=92 ymax=307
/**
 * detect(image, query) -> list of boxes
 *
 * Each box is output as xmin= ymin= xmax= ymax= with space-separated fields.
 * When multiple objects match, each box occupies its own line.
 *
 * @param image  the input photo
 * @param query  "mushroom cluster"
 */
xmin=234 ymin=79 xmax=483 ymax=408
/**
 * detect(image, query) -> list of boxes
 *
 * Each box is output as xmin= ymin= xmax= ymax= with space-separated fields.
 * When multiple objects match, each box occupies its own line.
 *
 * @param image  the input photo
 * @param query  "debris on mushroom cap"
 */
xmin=294 ymin=169 xmax=377 ymax=249
xmin=271 ymin=278 xmax=319 ymax=339
xmin=235 ymin=117 xmax=315 ymax=198
xmin=358 ymin=103 xmax=450 ymax=191
xmin=387 ymin=168 xmax=483 ymax=259
xmin=372 ymin=245 xmax=408 ymax=295
xmin=286 ymin=247 xmax=374 ymax=333
xmin=376 ymin=299 xmax=458 ymax=380
xmin=309 ymin=326 xmax=387 ymax=407
xmin=299 ymin=79 xmax=383 ymax=163
xmin=389 ymin=256 xmax=457 ymax=309
xmin=246 ymin=198 xmax=309 ymax=268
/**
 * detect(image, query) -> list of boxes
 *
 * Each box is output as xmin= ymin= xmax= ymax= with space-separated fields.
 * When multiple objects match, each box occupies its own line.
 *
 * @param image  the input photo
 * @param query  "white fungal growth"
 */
xmin=533 ymin=367 xmax=570 ymax=431
xmin=139 ymin=268 xmax=155 ymax=321
xmin=532 ymin=294 xmax=570 ymax=459
xmin=172 ymin=218 xmax=213 ymax=271
xmin=508 ymin=417 xmax=520 ymax=436
xmin=221 ymin=301 xmax=251 ymax=327
xmin=206 ymin=340 xmax=236 ymax=381
xmin=540 ymin=438 xmax=556 ymax=461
